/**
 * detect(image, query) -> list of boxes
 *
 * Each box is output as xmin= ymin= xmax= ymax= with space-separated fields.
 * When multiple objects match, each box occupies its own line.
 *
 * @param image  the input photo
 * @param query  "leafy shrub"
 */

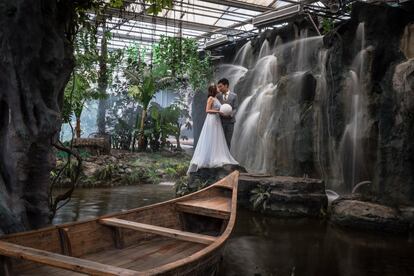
xmin=122 ymin=169 xmax=145 ymax=185
xmin=142 ymin=167 xmax=161 ymax=184
xmin=174 ymin=163 xmax=188 ymax=177
xmin=94 ymin=164 xmax=117 ymax=181
xmin=175 ymin=177 xmax=209 ymax=197
xmin=164 ymin=167 xmax=177 ymax=178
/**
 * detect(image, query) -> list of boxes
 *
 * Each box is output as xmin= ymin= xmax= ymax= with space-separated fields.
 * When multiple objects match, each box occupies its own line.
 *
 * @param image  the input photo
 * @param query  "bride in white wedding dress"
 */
xmin=187 ymin=84 xmax=239 ymax=174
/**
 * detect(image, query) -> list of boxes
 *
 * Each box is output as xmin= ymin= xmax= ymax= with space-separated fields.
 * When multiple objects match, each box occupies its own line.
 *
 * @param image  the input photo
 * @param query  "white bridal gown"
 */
xmin=187 ymin=97 xmax=239 ymax=174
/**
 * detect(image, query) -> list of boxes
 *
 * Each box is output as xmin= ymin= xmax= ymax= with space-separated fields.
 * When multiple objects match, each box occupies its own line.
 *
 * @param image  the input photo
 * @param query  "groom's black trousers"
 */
xmin=222 ymin=123 xmax=234 ymax=150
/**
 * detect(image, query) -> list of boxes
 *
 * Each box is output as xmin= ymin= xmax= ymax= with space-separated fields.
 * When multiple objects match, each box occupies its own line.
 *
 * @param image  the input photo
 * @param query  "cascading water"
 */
xmin=233 ymin=41 xmax=254 ymax=69
xmin=230 ymin=53 xmax=279 ymax=173
xmin=258 ymin=40 xmax=271 ymax=59
xmin=217 ymin=33 xmax=324 ymax=175
xmin=336 ymin=22 xmax=372 ymax=193
xmin=214 ymin=22 xmax=375 ymax=195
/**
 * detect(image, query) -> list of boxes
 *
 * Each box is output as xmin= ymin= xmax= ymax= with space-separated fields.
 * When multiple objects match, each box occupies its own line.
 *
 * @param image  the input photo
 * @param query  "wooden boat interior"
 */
xmin=0 ymin=171 xmax=239 ymax=275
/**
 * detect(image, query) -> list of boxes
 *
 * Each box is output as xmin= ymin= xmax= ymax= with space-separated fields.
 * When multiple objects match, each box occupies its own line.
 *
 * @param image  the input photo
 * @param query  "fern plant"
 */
xmin=94 ymin=164 xmax=117 ymax=181
xmin=250 ymin=185 xmax=272 ymax=211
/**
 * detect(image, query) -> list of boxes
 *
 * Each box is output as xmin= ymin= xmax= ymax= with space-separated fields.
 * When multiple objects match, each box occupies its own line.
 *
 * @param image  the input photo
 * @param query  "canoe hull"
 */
xmin=0 ymin=171 xmax=239 ymax=276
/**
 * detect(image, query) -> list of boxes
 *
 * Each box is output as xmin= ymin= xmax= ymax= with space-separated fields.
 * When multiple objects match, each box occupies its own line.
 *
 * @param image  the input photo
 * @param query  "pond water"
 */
xmin=53 ymin=185 xmax=414 ymax=276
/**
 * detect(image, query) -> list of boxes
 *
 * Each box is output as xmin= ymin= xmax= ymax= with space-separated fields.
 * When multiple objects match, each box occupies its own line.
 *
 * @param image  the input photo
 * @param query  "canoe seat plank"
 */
xmin=175 ymin=196 xmax=231 ymax=219
xmin=0 ymin=241 xmax=138 ymax=276
xmin=215 ymin=181 xmax=233 ymax=189
xmin=99 ymin=218 xmax=216 ymax=245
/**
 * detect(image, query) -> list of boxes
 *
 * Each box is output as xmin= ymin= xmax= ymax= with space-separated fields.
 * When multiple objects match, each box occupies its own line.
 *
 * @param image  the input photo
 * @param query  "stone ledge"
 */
xmin=238 ymin=173 xmax=327 ymax=217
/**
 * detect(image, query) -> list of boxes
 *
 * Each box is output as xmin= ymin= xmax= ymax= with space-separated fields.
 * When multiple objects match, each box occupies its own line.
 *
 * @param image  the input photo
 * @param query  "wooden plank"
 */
xmin=175 ymin=196 xmax=231 ymax=219
xmin=86 ymin=238 xmax=182 ymax=269
xmin=215 ymin=180 xmax=233 ymax=189
xmin=126 ymin=240 xmax=203 ymax=271
xmin=99 ymin=218 xmax=216 ymax=245
xmin=0 ymin=241 xmax=139 ymax=276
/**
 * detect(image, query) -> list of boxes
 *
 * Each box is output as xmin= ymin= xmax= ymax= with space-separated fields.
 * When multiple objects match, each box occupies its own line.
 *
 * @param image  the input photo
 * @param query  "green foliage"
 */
xmin=94 ymin=164 xmax=117 ymax=181
xmin=173 ymin=163 xmax=188 ymax=177
xmin=127 ymin=69 xmax=157 ymax=111
xmin=321 ymin=18 xmax=334 ymax=35
xmin=52 ymin=158 xmax=82 ymax=184
xmin=153 ymin=36 xmax=213 ymax=90
xmin=164 ymin=167 xmax=177 ymax=178
xmin=57 ymin=149 xmax=90 ymax=159
xmin=146 ymin=0 xmax=174 ymax=14
xmin=62 ymin=28 xmax=100 ymax=123
xmin=144 ymin=104 xmax=181 ymax=151
xmin=121 ymin=169 xmax=147 ymax=185
xmin=146 ymin=168 xmax=161 ymax=184
xmin=62 ymin=26 xmax=124 ymax=127
xmin=175 ymin=177 xmax=210 ymax=197
xmin=107 ymin=74 xmax=137 ymax=150
xmin=250 ymin=185 xmax=271 ymax=211
xmin=109 ymin=0 xmax=124 ymax=8
xmin=111 ymin=118 xmax=134 ymax=149
xmin=122 ymin=172 xmax=140 ymax=185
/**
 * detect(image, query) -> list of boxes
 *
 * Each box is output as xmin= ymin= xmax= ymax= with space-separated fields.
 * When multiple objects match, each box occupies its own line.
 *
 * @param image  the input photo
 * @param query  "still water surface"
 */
xmin=53 ymin=185 xmax=414 ymax=276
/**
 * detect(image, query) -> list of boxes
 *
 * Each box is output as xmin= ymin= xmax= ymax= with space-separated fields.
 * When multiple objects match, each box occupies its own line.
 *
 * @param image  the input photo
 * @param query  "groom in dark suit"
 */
xmin=217 ymin=78 xmax=238 ymax=149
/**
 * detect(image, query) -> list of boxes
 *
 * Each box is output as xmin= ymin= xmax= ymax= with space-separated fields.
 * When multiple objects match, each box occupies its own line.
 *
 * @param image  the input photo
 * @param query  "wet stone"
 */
xmin=187 ymin=164 xmax=247 ymax=190
xmin=330 ymin=199 xmax=409 ymax=233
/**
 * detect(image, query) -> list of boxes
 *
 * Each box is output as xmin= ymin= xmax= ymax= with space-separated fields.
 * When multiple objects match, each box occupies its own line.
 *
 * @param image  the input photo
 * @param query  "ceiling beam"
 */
xmin=105 ymin=22 xmax=207 ymax=38
xmin=98 ymin=30 xmax=160 ymax=44
xmin=106 ymin=8 xmax=219 ymax=33
xmin=198 ymin=0 xmax=274 ymax=12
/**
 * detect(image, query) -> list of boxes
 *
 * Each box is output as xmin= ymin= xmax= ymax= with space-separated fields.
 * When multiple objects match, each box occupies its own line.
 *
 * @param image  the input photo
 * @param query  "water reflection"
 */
xmin=52 ymin=185 xmax=175 ymax=224
xmin=219 ymin=210 xmax=414 ymax=276
xmin=53 ymin=187 xmax=414 ymax=276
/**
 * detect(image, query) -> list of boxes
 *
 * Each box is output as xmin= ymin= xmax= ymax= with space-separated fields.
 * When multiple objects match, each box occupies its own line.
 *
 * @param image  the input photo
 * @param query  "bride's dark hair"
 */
xmin=207 ymin=84 xmax=218 ymax=98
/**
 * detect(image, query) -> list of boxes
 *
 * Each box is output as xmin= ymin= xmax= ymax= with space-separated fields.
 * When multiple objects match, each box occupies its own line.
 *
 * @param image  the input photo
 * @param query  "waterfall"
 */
xmin=233 ymin=41 xmax=253 ymax=69
xmin=220 ymin=31 xmax=324 ymax=175
xmin=214 ymin=21 xmax=374 ymax=195
xmin=258 ymin=40 xmax=271 ymax=59
xmin=335 ymin=22 xmax=372 ymax=193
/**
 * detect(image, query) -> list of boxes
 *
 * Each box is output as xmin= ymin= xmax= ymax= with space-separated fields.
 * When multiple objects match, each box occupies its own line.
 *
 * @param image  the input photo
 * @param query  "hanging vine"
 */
xmin=153 ymin=36 xmax=213 ymax=91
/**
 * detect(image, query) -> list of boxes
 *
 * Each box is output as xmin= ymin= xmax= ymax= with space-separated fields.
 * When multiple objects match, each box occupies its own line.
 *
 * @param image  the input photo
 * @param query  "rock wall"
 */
xmin=193 ymin=3 xmax=414 ymax=204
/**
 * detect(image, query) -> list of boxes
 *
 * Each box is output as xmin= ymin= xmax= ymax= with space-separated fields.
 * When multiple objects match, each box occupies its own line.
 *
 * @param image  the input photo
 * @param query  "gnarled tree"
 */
xmin=0 ymin=0 xmax=78 ymax=234
xmin=0 ymin=0 xmax=173 ymax=235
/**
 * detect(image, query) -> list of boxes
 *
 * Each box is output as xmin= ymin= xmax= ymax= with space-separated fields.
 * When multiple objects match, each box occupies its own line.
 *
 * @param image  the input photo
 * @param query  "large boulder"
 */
xmin=330 ymin=198 xmax=409 ymax=233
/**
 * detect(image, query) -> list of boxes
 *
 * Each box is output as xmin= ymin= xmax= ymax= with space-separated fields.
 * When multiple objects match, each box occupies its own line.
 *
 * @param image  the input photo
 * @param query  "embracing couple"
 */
xmin=187 ymin=78 xmax=239 ymax=174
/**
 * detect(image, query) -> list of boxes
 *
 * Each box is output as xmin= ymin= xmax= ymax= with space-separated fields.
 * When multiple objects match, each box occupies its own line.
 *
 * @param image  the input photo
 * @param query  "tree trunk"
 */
xmin=0 ymin=1 xmax=75 ymax=234
xmin=97 ymin=22 xmax=108 ymax=135
xmin=75 ymin=116 xmax=81 ymax=138
xmin=176 ymin=123 xmax=182 ymax=150
xmin=131 ymin=106 xmax=141 ymax=152
xmin=138 ymin=109 xmax=147 ymax=151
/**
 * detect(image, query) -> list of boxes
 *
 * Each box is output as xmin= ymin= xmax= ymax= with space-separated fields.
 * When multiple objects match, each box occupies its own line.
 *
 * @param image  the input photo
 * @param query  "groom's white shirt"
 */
xmin=223 ymin=90 xmax=230 ymax=101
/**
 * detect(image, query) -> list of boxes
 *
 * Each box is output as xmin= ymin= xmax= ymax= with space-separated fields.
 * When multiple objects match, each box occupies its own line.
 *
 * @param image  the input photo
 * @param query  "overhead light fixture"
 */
xmin=320 ymin=0 xmax=341 ymax=13
xmin=252 ymin=5 xmax=301 ymax=27
xmin=204 ymin=36 xmax=234 ymax=49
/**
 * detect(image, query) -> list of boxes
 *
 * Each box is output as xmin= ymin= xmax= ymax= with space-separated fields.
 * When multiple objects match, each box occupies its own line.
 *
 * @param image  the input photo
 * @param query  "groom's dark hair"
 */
xmin=218 ymin=78 xmax=229 ymax=87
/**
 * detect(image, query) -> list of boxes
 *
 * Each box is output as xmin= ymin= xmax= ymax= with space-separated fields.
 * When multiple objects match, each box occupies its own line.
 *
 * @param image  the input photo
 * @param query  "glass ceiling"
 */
xmin=96 ymin=0 xmax=350 ymax=51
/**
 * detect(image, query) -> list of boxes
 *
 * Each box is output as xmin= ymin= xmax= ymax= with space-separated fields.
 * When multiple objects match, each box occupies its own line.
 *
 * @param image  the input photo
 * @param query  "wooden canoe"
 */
xmin=0 ymin=171 xmax=239 ymax=276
